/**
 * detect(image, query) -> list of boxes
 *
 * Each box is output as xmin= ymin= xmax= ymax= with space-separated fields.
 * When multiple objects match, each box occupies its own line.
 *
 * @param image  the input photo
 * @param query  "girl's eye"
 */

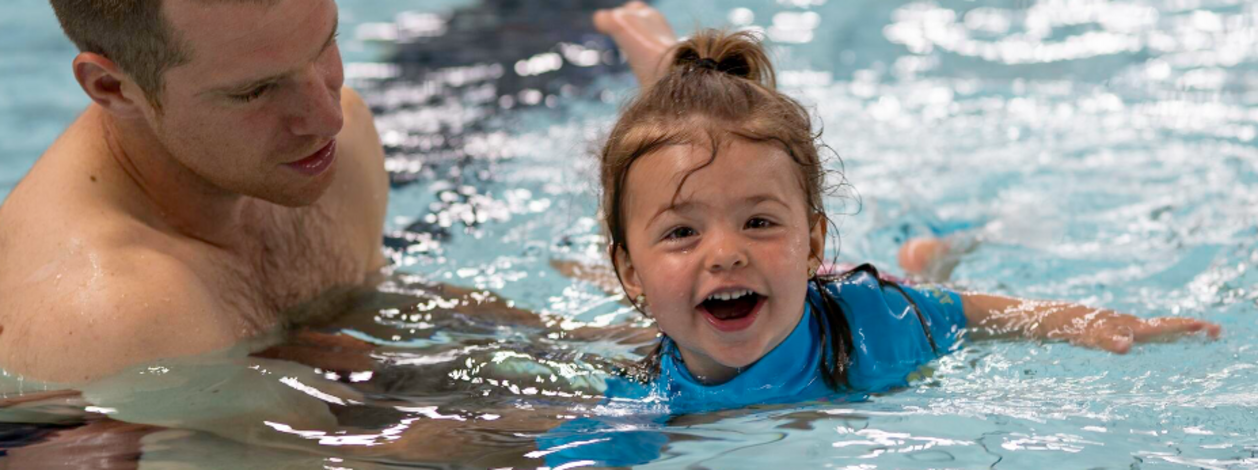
xmin=232 ymin=84 xmax=273 ymax=103
xmin=664 ymin=227 xmax=697 ymax=240
xmin=746 ymin=217 xmax=774 ymax=229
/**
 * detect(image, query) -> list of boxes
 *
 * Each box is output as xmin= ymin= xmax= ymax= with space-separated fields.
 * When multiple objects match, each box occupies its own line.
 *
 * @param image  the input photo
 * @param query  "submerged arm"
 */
xmin=960 ymin=292 xmax=1221 ymax=353
xmin=75 ymin=339 xmax=578 ymax=466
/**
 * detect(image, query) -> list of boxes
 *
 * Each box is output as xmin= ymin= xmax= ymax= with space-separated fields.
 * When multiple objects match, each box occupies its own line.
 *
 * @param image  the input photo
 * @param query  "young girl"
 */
xmin=538 ymin=8 xmax=1221 ymax=465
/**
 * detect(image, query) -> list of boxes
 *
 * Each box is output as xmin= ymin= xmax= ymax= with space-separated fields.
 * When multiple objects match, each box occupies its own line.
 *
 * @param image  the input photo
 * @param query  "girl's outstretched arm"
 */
xmin=959 ymin=293 xmax=1222 ymax=353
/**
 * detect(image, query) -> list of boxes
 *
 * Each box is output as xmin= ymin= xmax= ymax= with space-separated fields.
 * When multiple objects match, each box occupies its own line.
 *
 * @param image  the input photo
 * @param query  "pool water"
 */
xmin=2 ymin=0 xmax=1257 ymax=468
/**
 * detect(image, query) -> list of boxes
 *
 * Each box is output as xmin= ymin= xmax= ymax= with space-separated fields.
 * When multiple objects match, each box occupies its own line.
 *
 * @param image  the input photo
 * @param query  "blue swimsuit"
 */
xmin=536 ymin=267 xmax=967 ymax=467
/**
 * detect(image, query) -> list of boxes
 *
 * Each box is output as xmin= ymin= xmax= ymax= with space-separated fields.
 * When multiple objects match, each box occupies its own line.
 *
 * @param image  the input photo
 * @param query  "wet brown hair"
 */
xmin=602 ymin=30 xmax=855 ymax=390
xmin=49 ymin=0 xmax=279 ymax=106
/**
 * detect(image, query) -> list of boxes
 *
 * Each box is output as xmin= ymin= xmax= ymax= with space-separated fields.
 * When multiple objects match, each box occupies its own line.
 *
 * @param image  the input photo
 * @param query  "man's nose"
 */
xmin=706 ymin=229 xmax=748 ymax=272
xmin=286 ymin=65 xmax=344 ymax=138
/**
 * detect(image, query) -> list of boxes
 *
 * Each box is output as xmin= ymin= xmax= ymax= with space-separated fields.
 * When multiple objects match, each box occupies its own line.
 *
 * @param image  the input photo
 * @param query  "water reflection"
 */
xmin=884 ymin=1 xmax=1257 ymax=67
xmin=353 ymin=0 xmax=630 ymax=186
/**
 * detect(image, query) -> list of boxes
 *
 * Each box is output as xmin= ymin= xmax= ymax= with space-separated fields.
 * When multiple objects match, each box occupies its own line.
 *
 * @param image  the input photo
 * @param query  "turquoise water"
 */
xmin=3 ymin=0 xmax=1257 ymax=468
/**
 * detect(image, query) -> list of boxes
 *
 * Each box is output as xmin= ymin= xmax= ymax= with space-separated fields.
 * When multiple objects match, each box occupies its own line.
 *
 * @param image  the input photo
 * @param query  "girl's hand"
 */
xmin=961 ymin=293 xmax=1222 ymax=353
xmin=1048 ymin=310 xmax=1222 ymax=353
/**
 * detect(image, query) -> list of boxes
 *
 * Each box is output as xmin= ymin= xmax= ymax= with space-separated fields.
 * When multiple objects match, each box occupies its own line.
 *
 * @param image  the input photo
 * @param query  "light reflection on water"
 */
xmin=1 ymin=0 xmax=1257 ymax=468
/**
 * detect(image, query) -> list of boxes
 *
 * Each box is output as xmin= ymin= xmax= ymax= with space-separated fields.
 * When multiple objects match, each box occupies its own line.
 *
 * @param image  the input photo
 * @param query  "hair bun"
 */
xmin=670 ymin=30 xmax=776 ymax=89
xmin=693 ymin=57 xmax=719 ymax=71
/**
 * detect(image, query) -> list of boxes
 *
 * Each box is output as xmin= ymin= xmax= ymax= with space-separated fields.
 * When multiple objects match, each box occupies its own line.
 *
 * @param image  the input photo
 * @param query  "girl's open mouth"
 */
xmin=698 ymin=291 xmax=765 ymax=333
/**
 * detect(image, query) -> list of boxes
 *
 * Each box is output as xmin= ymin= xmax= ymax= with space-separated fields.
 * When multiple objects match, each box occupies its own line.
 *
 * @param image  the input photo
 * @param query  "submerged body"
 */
xmin=539 ymin=268 xmax=966 ymax=466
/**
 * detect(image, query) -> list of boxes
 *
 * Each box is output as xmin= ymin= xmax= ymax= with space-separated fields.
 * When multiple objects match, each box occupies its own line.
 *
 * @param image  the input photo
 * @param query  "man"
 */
xmin=0 ymin=0 xmax=681 ymax=463
xmin=0 ymin=0 xmax=387 ymax=384
xmin=0 ymin=0 xmax=678 ymax=387
xmin=0 ymin=0 xmax=682 ymax=386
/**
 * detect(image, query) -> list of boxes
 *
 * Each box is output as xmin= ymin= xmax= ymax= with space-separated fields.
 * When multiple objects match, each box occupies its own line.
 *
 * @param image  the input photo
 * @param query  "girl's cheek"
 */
xmin=643 ymin=256 xmax=696 ymax=306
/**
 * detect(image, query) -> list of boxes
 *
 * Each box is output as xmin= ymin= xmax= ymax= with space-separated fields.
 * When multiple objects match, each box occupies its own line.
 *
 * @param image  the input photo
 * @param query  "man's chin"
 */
xmin=256 ymin=168 xmax=338 ymax=208
xmin=265 ymin=186 xmax=334 ymax=208
xmin=265 ymin=192 xmax=327 ymax=208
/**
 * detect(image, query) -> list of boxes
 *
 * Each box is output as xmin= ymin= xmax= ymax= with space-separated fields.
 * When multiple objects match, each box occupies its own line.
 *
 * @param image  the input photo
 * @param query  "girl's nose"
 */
xmin=706 ymin=231 xmax=748 ymax=272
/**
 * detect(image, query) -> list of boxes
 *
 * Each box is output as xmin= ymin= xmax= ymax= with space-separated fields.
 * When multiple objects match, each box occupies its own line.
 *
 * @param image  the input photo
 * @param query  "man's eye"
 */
xmin=746 ymin=217 xmax=774 ymax=229
xmin=232 ymin=84 xmax=273 ymax=103
xmin=664 ymin=227 xmax=697 ymax=240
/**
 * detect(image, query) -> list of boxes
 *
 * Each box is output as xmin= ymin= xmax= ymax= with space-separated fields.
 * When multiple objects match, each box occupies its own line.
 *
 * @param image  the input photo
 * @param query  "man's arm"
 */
xmin=78 ymin=327 xmax=571 ymax=466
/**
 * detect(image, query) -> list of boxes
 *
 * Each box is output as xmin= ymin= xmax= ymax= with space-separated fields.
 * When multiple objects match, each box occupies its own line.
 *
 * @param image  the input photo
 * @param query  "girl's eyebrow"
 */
xmin=746 ymin=194 xmax=791 ymax=208
xmin=645 ymin=194 xmax=791 ymax=227
xmin=647 ymin=201 xmax=704 ymax=228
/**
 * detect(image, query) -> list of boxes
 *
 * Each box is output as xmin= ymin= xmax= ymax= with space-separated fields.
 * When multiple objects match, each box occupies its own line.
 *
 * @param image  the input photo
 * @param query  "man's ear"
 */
xmin=72 ymin=53 xmax=150 ymax=118
xmin=808 ymin=213 xmax=828 ymax=272
xmin=612 ymin=245 xmax=645 ymax=301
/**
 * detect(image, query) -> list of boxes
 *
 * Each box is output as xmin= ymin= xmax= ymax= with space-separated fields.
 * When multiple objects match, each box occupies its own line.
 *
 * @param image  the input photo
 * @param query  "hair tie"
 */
xmin=694 ymin=58 xmax=719 ymax=71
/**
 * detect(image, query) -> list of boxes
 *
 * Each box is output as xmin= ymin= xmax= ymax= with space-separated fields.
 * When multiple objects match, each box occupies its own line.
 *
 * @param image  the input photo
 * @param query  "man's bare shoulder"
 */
xmin=333 ymin=86 xmax=386 ymax=201
xmin=326 ymin=86 xmax=388 ymax=268
xmin=0 ymin=237 xmax=240 ymax=384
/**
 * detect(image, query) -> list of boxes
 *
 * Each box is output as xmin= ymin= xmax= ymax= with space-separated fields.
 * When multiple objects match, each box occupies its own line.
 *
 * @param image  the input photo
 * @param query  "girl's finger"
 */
xmin=1133 ymin=317 xmax=1222 ymax=341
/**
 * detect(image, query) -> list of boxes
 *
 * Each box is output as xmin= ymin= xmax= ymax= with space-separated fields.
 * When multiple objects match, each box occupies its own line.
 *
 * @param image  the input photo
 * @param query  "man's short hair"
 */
xmin=49 ymin=0 xmax=277 ymax=106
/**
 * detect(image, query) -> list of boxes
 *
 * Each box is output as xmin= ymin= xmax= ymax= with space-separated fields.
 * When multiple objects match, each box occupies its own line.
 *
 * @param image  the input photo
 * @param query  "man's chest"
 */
xmin=207 ymin=203 xmax=371 ymax=324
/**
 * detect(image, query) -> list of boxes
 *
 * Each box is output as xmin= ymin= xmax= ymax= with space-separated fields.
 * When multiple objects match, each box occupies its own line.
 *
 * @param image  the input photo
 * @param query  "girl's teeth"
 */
xmin=709 ymin=290 xmax=752 ymax=301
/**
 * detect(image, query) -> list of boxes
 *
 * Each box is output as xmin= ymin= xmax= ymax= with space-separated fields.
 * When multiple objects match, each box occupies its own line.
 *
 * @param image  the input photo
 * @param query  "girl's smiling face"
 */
xmin=615 ymin=137 xmax=825 ymax=384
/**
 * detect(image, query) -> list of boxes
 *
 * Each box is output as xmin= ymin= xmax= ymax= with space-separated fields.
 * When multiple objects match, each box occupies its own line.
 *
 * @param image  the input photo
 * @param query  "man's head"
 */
xmin=50 ymin=0 xmax=283 ymax=109
xmin=52 ymin=0 xmax=346 ymax=207
xmin=50 ymin=0 xmax=181 ymax=106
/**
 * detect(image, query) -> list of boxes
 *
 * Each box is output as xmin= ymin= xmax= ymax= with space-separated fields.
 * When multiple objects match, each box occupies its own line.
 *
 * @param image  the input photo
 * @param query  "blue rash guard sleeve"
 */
xmin=826 ymin=270 xmax=967 ymax=391
xmin=889 ymin=282 xmax=968 ymax=352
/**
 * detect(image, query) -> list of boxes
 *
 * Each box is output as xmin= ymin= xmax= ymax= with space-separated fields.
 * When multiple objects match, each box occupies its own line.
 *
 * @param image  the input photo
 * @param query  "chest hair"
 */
xmin=214 ymin=201 xmax=366 ymax=334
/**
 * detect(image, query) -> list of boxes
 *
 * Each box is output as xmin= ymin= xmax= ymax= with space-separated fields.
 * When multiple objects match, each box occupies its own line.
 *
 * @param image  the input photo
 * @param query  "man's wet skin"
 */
xmin=0 ymin=0 xmax=388 ymax=385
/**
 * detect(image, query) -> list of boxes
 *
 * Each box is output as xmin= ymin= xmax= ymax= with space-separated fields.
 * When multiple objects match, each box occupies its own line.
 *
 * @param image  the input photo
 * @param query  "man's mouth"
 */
xmin=698 ymin=290 xmax=765 ymax=332
xmin=284 ymin=140 xmax=337 ymax=176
